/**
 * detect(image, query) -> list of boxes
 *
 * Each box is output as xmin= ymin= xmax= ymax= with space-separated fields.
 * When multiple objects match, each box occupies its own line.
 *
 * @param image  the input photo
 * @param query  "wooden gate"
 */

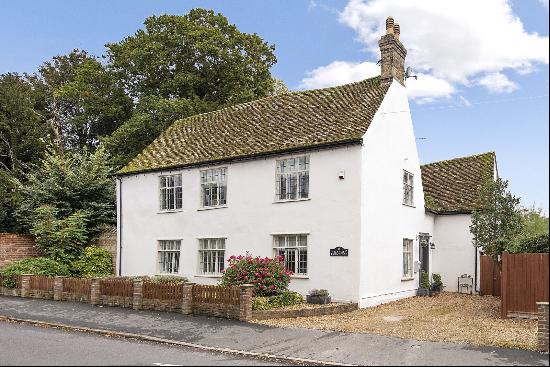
xmin=501 ymin=252 xmax=549 ymax=318
xmin=480 ymin=255 xmax=501 ymax=296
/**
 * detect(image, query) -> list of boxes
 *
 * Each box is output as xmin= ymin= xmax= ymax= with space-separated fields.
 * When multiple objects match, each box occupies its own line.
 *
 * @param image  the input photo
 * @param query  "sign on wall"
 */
xmin=330 ymin=246 xmax=349 ymax=256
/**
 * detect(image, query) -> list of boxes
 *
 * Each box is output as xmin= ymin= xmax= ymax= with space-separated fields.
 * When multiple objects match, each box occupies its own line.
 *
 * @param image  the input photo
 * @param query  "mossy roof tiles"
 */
xmin=421 ymin=152 xmax=496 ymax=214
xmin=119 ymin=76 xmax=389 ymax=174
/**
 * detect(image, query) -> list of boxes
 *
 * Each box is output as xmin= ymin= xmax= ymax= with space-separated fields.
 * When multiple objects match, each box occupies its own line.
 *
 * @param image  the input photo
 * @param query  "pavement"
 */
xmin=0 ymin=321 xmax=289 ymax=366
xmin=0 ymin=296 xmax=548 ymax=366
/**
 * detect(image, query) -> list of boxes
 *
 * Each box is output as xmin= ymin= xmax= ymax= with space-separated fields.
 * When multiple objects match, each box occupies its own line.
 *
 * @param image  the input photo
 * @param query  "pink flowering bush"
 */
xmin=220 ymin=255 xmax=293 ymax=296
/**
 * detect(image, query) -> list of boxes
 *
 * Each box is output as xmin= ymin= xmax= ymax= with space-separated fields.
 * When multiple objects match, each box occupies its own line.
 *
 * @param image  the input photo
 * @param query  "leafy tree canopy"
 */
xmin=16 ymin=147 xmax=115 ymax=238
xmin=470 ymin=178 xmax=523 ymax=259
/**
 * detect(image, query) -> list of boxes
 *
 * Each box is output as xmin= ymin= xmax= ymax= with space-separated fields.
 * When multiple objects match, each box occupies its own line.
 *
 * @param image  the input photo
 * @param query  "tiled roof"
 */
xmin=119 ymin=76 xmax=389 ymax=174
xmin=421 ymin=152 xmax=496 ymax=214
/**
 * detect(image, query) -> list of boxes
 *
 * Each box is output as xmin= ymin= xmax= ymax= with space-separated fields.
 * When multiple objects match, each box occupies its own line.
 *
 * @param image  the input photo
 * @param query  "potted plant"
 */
xmin=430 ymin=273 xmax=443 ymax=295
xmin=306 ymin=289 xmax=331 ymax=304
xmin=417 ymin=271 xmax=431 ymax=296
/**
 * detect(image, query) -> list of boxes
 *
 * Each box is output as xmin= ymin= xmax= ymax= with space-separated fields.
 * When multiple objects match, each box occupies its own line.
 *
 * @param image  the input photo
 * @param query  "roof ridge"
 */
xmin=421 ymin=151 xmax=495 ymax=167
xmin=171 ymin=76 xmax=383 ymax=126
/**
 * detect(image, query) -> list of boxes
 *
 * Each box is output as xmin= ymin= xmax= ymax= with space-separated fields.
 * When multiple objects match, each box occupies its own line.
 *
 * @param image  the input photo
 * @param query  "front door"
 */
xmin=419 ymin=233 xmax=431 ymax=274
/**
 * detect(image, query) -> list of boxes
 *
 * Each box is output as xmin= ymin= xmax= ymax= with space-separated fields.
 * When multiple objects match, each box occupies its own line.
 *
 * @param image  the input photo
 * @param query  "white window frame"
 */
xmin=200 ymin=167 xmax=227 ymax=208
xmin=159 ymin=174 xmax=182 ymax=211
xmin=275 ymin=155 xmax=310 ymax=201
xmin=403 ymin=170 xmax=414 ymax=206
xmin=157 ymin=240 xmax=181 ymax=274
xmin=197 ymin=238 xmax=226 ymax=275
xmin=402 ymin=238 xmax=413 ymax=278
xmin=272 ymin=234 xmax=308 ymax=276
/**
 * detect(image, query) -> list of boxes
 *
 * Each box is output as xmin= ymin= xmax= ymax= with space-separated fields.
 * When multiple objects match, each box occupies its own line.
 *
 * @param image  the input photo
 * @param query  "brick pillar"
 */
xmin=53 ymin=276 xmax=64 ymax=301
xmin=239 ymin=284 xmax=254 ymax=321
xmin=181 ymin=283 xmax=193 ymax=315
xmin=20 ymin=274 xmax=32 ymax=298
xmin=133 ymin=279 xmax=143 ymax=310
xmin=90 ymin=279 xmax=101 ymax=305
xmin=537 ymin=302 xmax=549 ymax=353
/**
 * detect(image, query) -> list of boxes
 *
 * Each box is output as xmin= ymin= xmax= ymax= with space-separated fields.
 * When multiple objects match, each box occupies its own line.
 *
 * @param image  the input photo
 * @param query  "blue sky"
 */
xmin=1 ymin=0 xmax=548 ymax=212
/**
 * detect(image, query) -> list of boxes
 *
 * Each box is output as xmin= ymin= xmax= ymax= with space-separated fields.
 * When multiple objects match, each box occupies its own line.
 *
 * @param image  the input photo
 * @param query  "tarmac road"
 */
xmin=0 ymin=321 xmax=290 ymax=366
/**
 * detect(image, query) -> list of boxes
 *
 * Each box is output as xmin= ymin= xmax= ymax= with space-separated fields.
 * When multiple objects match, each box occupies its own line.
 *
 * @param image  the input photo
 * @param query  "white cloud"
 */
xmin=405 ymin=74 xmax=455 ymax=103
xmin=477 ymin=72 xmax=519 ymax=93
xmin=298 ymin=61 xmax=379 ymax=89
xmin=299 ymin=0 xmax=548 ymax=102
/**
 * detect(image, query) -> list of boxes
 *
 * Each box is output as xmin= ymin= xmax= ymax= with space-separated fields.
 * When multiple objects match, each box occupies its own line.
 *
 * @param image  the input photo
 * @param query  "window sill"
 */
xmin=401 ymin=277 xmax=415 ymax=281
xmin=291 ymin=275 xmax=309 ymax=279
xmin=157 ymin=209 xmax=183 ymax=214
xmin=194 ymin=274 xmax=223 ymax=278
xmin=197 ymin=205 xmax=228 ymax=211
xmin=402 ymin=203 xmax=416 ymax=208
xmin=273 ymin=198 xmax=311 ymax=204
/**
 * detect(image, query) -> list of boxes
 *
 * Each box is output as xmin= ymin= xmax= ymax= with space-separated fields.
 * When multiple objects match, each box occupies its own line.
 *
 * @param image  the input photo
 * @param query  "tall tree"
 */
xmin=470 ymin=178 xmax=523 ymax=259
xmin=37 ymin=49 xmax=132 ymax=151
xmin=103 ymin=9 xmax=277 ymax=168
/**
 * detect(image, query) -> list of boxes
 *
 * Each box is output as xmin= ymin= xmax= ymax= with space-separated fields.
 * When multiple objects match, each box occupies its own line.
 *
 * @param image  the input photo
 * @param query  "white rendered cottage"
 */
xmin=116 ymin=17 xmax=496 ymax=307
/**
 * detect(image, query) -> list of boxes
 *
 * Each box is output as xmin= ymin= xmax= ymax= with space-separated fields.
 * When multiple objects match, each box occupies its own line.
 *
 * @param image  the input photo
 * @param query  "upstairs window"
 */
xmin=159 ymin=174 xmax=182 ymax=211
xmin=275 ymin=156 xmax=309 ymax=201
xmin=200 ymin=167 xmax=227 ymax=207
xmin=158 ymin=240 xmax=181 ymax=274
xmin=273 ymin=234 xmax=308 ymax=276
xmin=403 ymin=170 xmax=414 ymax=206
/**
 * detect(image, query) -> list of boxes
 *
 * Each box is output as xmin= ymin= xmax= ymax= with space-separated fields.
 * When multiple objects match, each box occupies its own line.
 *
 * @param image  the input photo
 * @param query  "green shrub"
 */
xmin=420 ymin=271 xmax=430 ymax=289
xmin=220 ymin=255 xmax=292 ymax=296
xmin=251 ymin=291 xmax=304 ymax=311
xmin=30 ymin=205 xmax=89 ymax=264
xmin=509 ymin=233 xmax=549 ymax=254
xmin=432 ymin=273 xmax=443 ymax=287
xmin=0 ymin=257 xmax=70 ymax=288
xmin=147 ymin=275 xmax=188 ymax=284
xmin=71 ymin=246 xmax=113 ymax=278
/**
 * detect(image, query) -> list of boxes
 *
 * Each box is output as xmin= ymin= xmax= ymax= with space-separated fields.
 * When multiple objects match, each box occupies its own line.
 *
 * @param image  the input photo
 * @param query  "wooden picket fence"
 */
xmin=501 ymin=252 xmax=549 ymax=318
xmin=143 ymin=281 xmax=182 ymax=301
xmin=29 ymin=275 xmax=54 ymax=292
xmin=100 ymin=278 xmax=134 ymax=297
xmin=63 ymin=278 xmax=92 ymax=299
xmin=192 ymin=284 xmax=240 ymax=305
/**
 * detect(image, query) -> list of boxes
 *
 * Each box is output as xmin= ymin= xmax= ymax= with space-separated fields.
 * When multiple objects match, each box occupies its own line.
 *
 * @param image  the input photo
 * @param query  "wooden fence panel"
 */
xmin=100 ymin=278 xmax=134 ymax=297
xmin=63 ymin=278 xmax=91 ymax=300
xmin=502 ymin=252 xmax=549 ymax=318
xmin=192 ymin=285 xmax=240 ymax=305
xmin=480 ymin=256 xmax=501 ymax=296
xmin=29 ymin=276 xmax=54 ymax=291
xmin=143 ymin=282 xmax=182 ymax=301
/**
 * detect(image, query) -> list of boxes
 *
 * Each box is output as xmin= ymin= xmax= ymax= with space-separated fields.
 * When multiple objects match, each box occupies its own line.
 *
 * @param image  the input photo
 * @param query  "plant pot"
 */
xmin=417 ymin=288 xmax=431 ymax=297
xmin=306 ymin=295 xmax=331 ymax=304
xmin=430 ymin=284 xmax=442 ymax=295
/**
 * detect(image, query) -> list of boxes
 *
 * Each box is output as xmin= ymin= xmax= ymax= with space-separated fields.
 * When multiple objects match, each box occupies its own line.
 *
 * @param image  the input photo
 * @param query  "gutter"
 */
xmin=115 ymin=138 xmax=363 ymax=177
xmin=116 ymin=177 xmax=122 ymax=276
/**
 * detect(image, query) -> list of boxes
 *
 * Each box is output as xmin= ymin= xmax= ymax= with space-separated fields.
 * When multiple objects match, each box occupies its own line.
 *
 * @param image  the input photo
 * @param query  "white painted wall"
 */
xmin=431 ymin=214 xmax=481 ymax=292
xmin=118 ymin=145 xmax=363 ymax=302
xmin=359 ymin=81 xmax=434 ymax=307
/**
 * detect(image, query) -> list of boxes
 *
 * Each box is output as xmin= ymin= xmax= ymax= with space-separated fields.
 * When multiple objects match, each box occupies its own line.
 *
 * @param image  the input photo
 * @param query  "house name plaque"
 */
xmin=330 ymin=246 xmax=348 ymax=256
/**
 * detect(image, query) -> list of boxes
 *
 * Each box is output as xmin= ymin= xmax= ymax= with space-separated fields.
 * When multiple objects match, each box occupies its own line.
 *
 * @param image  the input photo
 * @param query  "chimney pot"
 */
xmin=386 ymin=17 xmax=394 ymax=34
xmin=394 ymin=24 xmax=400 ymax=39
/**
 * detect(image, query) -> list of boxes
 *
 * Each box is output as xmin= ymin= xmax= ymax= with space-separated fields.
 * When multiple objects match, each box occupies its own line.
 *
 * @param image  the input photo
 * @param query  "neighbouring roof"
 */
xmin=119 ymin=76 xmax=389 ymax=174
xmin=421 ymin=152 xmax=496 ymax=214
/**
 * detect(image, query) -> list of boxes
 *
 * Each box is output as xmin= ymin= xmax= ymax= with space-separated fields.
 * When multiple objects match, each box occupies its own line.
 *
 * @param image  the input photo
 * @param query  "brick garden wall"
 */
xmin=0 ymin=233 xmax=42 ymax=268
xmin=538 ymin=302 xmax=549 ymax=353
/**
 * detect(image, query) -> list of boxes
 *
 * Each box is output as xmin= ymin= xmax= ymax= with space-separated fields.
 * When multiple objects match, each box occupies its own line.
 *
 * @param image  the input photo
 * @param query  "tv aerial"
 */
xmin=405 ymin=66 xmax=418 ymax=80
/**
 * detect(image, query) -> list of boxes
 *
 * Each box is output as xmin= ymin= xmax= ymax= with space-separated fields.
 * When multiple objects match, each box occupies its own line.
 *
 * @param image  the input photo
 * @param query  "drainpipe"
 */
xmin=474 ymin=246 xmax=478 ymax=293
xmin=117 ymin=177 xmax=123 ymax=276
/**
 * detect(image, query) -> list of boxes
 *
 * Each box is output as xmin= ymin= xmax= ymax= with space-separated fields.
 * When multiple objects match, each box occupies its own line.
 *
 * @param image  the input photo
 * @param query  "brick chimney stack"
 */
xmin=379 ymin=16 xmax=407 ymax=86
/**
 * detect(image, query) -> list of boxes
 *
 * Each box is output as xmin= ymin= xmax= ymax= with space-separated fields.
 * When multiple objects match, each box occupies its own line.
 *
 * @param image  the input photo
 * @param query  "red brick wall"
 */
xmin=0 ymin=233 xmax=42 ymax=268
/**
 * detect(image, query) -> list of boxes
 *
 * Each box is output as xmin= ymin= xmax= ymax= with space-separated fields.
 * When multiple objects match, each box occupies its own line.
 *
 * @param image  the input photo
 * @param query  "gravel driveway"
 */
xmin=253 ymin=293 xmax=538 ymax=350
